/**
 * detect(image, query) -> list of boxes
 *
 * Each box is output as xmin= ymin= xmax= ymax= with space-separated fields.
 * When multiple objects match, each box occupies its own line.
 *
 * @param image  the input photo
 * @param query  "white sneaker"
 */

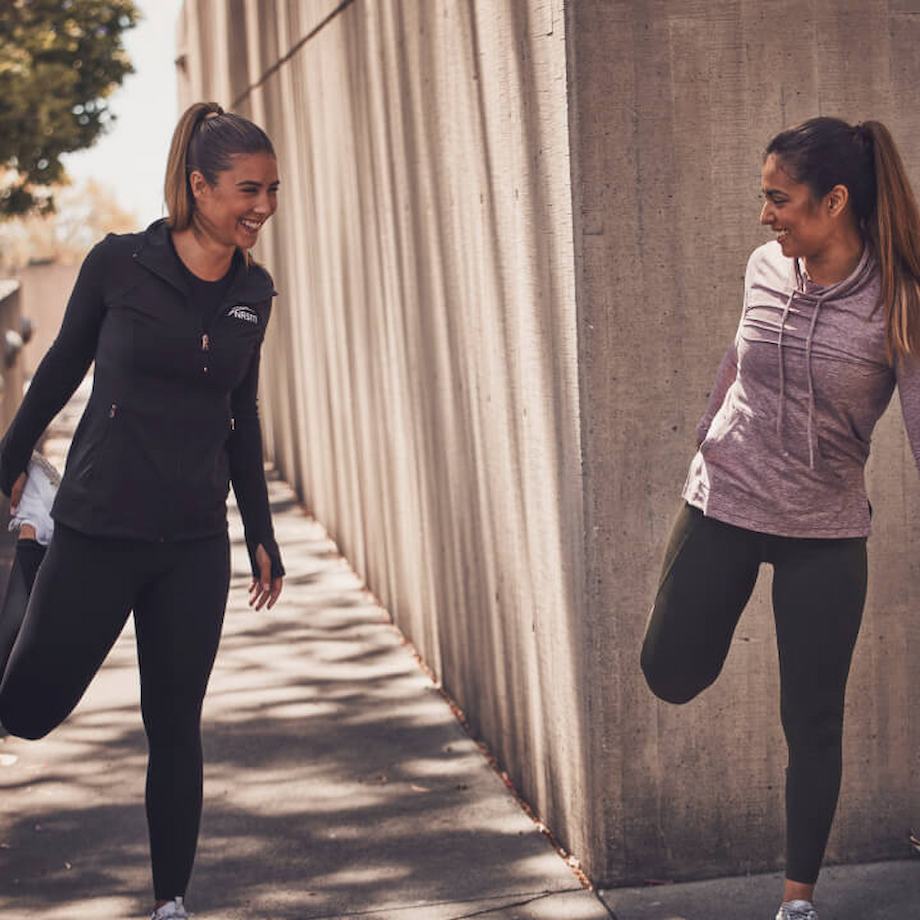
xmin=151 ymin=898 xmax=190 ymax=919
xmin=776 ymin=900 xmax=818 ymax=920
xmin=8 ymin=451 xmax=59 ymax=546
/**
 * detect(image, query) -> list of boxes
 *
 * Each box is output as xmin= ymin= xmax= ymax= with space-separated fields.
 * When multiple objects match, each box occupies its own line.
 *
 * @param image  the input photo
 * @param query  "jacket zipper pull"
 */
xmin=201 ymin=333 xmax=209 ymax=351
xmin=109 ymin=403 xmax=117 ymax=418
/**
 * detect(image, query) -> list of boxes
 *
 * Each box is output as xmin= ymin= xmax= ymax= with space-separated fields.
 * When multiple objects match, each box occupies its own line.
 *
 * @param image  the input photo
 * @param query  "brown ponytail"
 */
xmin=860 ymin=121 xmax=920 ymax=359
xmin=164 ymin=102 xmax=224 ymax=231
xmin=163 ymin=101 xmax=275 ymax=232
xmin=766 ymin=117 xmax=920 ymax=359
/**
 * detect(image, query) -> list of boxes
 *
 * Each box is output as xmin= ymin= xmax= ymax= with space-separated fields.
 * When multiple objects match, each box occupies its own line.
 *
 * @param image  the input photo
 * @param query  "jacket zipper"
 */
xmin=134 ymin=247 xmax=222 ymax=375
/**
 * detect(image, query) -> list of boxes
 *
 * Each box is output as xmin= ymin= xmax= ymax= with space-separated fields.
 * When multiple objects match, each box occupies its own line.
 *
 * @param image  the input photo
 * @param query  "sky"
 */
xmin=61 ymin=0 xmax=186 ymax=229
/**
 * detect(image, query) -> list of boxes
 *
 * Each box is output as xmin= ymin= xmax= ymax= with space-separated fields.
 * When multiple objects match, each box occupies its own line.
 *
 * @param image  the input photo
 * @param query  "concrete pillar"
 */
xmin=569 ymin=0 xmax=920 ymax=883
xmin=0 ymin=282 xmax=24 ymax=432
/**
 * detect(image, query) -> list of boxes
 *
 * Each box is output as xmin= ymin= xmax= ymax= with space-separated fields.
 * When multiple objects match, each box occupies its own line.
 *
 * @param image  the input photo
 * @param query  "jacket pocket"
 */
xmin=66 ymin=400 xmax=118 ymax=487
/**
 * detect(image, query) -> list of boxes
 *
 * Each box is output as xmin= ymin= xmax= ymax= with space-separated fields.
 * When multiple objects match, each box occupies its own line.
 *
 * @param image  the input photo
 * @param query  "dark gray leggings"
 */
xmin=0 ymin=523 xmax=230 ymax=901
xmin=641 ymin=503 xmax=867 ymax=885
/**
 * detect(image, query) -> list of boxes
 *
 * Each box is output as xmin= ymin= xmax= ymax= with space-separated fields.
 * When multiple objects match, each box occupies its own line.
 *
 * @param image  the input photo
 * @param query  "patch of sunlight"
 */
xmin=209 ymin=685 xmax=318 ymax=706
xmin=24 ymin=897 xmax=136 ymax=920
xmin=198 ymin=836 xmax=267 ymax=858
xmin=255 ymin=700 xmax=342 ymax=720
xmin=392 ymin=753 xmax=481 ymax=778
xmin=528 ymin=893 xmax=625 ymax=919
xmin=311 ymin=863 xmax=413 ymax=888
xmin=205 ymin=703 xmax=338 ymax=724
xmin=226 ymin=789 xmax=388 ymax=816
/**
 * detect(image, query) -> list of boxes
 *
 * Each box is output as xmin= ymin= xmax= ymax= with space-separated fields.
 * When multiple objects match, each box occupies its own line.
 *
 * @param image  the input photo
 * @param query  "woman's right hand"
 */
xmin=249 ymin=543 xmax=283 ymax=611
xmin=10 ymin=471 xmax=27 ymax=514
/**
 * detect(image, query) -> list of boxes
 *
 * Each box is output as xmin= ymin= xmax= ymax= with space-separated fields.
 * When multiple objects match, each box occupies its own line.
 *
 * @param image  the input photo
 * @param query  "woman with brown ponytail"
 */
xmin=0 ymin=102 xmax=284 ymax=919
xmin=641 ymin=117 xmax=920 ymax=919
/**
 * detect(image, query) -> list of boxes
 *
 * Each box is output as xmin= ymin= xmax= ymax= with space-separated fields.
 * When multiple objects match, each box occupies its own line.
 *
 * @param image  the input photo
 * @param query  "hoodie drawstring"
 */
xmin=804 ymin=298 xmax=824 ymax=470
xmin=775 ymin=290 xmax=824 ymax=470
xmin=775 ymin=291 xmax=795 ymax=442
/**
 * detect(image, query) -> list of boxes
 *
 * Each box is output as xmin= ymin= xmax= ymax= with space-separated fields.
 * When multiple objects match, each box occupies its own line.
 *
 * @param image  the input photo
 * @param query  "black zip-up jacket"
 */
xmin=0 ymin=219 xmax=284 ymax=578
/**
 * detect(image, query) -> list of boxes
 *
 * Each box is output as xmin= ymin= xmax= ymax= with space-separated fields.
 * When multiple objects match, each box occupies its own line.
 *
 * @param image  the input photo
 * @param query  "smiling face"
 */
xmin=759 ymin=153 xmax=841 ymax=260
xmin=189 ymin=152 xmax=279 ymax=249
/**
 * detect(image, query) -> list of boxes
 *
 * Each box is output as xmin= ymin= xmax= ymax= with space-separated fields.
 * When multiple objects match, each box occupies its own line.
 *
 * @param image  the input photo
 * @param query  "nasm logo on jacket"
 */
xmin=228 ymin=305 xmax=259 ymax=325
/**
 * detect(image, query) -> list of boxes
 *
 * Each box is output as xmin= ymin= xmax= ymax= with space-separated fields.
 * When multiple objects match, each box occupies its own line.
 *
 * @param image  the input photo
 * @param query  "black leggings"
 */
xmin=0 ymin=523 xmax=230 ymax=901
xmin=641 ymin=503 xmax=867 ymax=885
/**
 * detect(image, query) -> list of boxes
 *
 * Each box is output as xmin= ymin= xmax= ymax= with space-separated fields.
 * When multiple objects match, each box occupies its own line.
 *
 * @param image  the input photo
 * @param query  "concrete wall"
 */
xmin=14 ymin=262 xmax=79 ymax=377
xmin=178 ymin=0 xmax=920 ymax=886
xmin=0 ymin=282 xmax=25 ymax=431
xmin=177 ymin=0 xmax=593 ymax=870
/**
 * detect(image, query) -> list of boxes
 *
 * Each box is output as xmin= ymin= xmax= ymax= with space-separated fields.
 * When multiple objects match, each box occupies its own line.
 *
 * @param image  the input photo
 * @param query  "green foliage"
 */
xmin=0 ymin=0 xmax=139 ymax=219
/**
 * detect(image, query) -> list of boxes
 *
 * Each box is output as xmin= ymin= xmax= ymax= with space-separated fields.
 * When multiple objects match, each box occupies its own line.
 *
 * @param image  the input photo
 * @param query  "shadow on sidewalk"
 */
xmin=0 ymin=487 xmax=594 ymax=919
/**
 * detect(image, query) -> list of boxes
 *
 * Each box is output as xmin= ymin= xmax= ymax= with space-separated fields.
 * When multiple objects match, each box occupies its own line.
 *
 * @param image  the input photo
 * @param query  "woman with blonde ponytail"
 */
xmin=641 ymin=116 xmax=920 ymax=920
xmin=0 ymin=102 xmax=284 ymax=919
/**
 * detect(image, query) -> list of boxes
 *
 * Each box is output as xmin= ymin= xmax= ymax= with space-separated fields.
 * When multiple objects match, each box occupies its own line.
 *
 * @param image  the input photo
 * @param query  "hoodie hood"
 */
xmin=132 ymin=218 xmax=277 ymax=305
xmin=756 ymin=241 xmax=881 ymax=469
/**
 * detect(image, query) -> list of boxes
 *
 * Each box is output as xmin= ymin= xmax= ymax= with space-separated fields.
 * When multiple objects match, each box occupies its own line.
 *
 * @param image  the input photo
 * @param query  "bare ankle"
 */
xmin=784 ymin=878 xmax=816 ymax=902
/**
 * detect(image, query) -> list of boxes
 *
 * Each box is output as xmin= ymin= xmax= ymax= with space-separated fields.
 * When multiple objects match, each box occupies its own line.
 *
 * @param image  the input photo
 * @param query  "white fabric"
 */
xmin=8 ymin=452 xmax=60 ymax=546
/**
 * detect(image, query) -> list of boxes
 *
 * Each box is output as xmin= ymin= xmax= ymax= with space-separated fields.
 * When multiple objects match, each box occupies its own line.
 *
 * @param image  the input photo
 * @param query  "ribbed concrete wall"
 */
xmin=178 ymin=0 xmax=920 ymax=885
xmin=177 ymin=0 xmax=593 ymax=870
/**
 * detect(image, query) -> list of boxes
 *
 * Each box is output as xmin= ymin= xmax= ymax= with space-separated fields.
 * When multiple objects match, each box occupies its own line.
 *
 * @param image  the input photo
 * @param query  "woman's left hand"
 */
xmin=249 ymin=543 xmax=283 ymax=610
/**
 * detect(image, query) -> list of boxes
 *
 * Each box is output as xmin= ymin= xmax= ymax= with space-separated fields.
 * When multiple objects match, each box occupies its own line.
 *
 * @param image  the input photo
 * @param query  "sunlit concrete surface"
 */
xmin=0 ymin=382 xmax=610 ymax=918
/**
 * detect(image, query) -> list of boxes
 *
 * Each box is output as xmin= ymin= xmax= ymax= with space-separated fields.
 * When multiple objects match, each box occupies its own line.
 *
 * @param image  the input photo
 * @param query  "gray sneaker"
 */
xmin=776 ymin=901 xmax=818 ymax=920
xmin=151 ymin=898 xmax=189 ymax=920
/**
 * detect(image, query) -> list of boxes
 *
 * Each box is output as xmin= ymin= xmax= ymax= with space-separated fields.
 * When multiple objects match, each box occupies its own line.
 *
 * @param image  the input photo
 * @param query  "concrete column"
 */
xmin=0 ymin=282 xmax=24 ymax=431
xmin=569 ymin=0 xmax=920 ymax=883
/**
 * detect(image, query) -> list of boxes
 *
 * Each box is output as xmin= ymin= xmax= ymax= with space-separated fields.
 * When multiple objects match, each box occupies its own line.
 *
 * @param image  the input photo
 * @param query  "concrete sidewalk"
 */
xmin=600 ymin=860 xmax=920 ymax=919
xmin=0 ymin=383 xmax=610 ymax=918
xmin=1 ymin=385 xmax=917 ymax=918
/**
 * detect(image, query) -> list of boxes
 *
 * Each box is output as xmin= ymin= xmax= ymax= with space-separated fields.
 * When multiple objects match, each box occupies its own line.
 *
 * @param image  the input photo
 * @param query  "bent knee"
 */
xmin=0 ymin=695 xmax=56 ymax=740
xmin=644 ymin=676 xmax=704 ymax=706
xmin=0 ymin=709 xmax=53 ymax=740
xmin=641 ymin=646 xmax=708 ymax=705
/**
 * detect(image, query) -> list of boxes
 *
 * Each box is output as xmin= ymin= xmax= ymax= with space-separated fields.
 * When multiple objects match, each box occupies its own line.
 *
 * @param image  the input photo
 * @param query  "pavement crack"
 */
xmin=302 ymin=888 xmax=591 ymax=919
xmin=445 ymin=888 xmax=603 ymax=919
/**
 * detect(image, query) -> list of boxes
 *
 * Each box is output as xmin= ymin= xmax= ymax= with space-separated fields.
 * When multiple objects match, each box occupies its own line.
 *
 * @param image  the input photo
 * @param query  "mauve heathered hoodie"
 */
xmin=683 ymin=239 xmax=920 ymax=538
